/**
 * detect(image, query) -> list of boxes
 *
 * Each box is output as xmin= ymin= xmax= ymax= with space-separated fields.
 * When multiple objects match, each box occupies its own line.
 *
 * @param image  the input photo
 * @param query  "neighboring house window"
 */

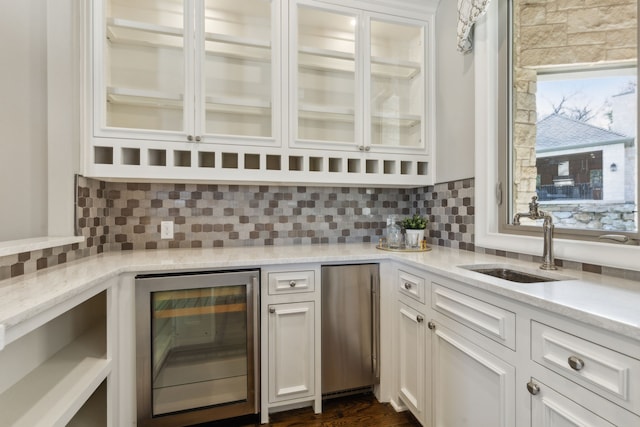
xmin=505 ymin=0 xmax=638 ymax=237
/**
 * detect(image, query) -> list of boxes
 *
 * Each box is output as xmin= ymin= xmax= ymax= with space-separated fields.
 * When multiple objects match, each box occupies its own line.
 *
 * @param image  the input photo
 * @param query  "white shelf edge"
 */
xmin=106 ymin=87 xmax=272 ymax=115
xmin=0 ymin=236 xmax=85 ymax=258
xmin=299 ymin=46 xmax=355 ymax=61
xmin=371 ymin=55 xmax=420 ymax=69
xmin=204 ymin=31 xmax=270 ymax=49
xmin=205 ymin=95 xmax=271 ymax=110
xmin=107 ymin=86 xmax=182 ymax=102
xmin=107 ymin=17 xmax=183 ymax=37
xmin=371 ymin=55 xmax=421 ymax=80
xmin=0 ymin=322 xmax=110 ymax=427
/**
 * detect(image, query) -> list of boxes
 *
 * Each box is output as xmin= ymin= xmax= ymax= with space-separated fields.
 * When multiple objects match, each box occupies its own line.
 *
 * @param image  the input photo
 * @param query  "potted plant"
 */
xmin=401 ymin=214 xmax=428 ymax=248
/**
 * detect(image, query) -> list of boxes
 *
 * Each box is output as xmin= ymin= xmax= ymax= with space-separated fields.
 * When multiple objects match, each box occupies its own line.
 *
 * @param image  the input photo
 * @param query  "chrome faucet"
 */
xmin=513 ymin=196 xmax=557 ymax=270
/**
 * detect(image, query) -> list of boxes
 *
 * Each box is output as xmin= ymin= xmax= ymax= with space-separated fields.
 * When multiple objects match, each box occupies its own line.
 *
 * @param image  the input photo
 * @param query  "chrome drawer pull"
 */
xmin=568 ymin=356 xmax=585 ymax=371
xmin=526 ymin=381 xmax=540 ymax=395
xmin=289 ymin=280 xmax=296 ymax=287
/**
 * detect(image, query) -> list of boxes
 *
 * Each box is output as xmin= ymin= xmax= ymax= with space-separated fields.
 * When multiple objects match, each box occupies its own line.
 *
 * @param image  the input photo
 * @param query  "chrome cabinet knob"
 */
xmin=568 ymin=356 xmax=585 ymax=371
xmin=289 ymin=280 xmax=296 ymax=287
xmin=269 ymin=307 xmax=275 ymax=314
xmin=358 ymin=145 xmax=365 ymax=151
xmin=404 ymin=282 xmax=412 ymax=290
xmin=365 ymin=146 xmax=370 ymax=151
xmin=416 ymin=315 xmax=424 ymax=323
xmin=195 ymin=135 xmax=201 ymax=142
xmin=187 ymin=135 xmax=194 ymax=141
xmin=427 ymin=321 xmax=436 ymax=330
xmin=526 ymin=381 xmax=540 ymax=395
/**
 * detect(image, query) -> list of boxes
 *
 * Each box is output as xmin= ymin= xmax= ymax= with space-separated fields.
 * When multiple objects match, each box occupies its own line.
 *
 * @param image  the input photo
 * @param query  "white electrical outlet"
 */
xmin=160 ymin=221 xmax=174 ymax=239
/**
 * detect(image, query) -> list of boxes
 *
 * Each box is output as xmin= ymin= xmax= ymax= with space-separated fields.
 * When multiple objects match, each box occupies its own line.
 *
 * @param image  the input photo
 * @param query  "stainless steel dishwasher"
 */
xmin=321 ymin=264 xmax=380 ymax=396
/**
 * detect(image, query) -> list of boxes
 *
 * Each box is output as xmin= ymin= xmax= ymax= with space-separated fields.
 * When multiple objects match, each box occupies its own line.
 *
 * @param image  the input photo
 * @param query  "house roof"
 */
xmin=536 ymin=114 xmax=633 ymax=154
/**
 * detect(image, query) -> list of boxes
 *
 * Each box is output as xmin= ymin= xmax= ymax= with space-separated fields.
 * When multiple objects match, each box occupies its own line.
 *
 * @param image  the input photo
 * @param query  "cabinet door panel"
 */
xmin=201 ymin=0 xmax=274 ymax=139
xmin=368 ymin=17 xmax=425 ymax=151
xmin=293 ymin=3 xmax=358 ymax=145
xmin=530 ymin=379 xmax=615 ymax=427
xmin=101 ymin=0 xmax=188 ymax=134
xmin=433 ymin=325 xmax=515 ymax=427
xmin=398 ymin=302 xmax=428 ymax=425
xmin=268 ymin=301 xmax=315 ymax=403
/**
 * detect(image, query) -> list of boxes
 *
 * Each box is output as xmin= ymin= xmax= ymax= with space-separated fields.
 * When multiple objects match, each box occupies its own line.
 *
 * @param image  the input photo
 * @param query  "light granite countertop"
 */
xmin=1 ymin=243 xmax=639 ymax=344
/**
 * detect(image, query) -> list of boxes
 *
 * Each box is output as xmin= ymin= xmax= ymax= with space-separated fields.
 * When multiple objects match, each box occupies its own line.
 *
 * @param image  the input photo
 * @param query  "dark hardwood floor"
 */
xmin=200 ymin=394 xmax=421 ymax=427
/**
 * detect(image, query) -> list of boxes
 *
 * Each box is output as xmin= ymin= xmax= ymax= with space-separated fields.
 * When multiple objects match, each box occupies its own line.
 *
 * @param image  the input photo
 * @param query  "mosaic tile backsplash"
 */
xmin=103 ymin=181 xmax=415 ymax=250
xmin=3 ymin=175 xmax=639 ymax=282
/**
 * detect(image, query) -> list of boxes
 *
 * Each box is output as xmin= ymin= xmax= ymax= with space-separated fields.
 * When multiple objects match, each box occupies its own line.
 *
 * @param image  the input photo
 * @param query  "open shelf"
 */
xmin=0 ymin=321 xmax=110 ymax=427
xmin=67 ymin=381 xmax=107 ymax=427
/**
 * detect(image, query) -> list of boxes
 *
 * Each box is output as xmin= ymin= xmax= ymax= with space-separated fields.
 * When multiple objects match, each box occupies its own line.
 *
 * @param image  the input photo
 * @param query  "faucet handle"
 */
xmin=529 ymin=196 xmax=539 ymax=215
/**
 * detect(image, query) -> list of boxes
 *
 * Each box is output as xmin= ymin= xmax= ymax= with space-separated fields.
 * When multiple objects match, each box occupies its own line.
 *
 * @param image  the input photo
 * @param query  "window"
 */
xmin=474 ymin=0 xmax=639 ymax=270
xmin=503 ymin=0 xmax=638 ymax=239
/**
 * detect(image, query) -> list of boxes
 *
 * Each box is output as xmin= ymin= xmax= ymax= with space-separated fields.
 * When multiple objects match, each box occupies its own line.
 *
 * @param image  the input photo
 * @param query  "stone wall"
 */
xmin=513 ymin=0 xmax=637 ymax=215
xmin=541 ymin=202 xmax=636 ymax=231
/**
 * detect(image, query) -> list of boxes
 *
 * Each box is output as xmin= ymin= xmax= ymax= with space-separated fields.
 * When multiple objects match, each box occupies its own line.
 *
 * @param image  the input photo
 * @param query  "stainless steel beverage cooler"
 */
xmin=135 ymin=270 xmax=259 ymax=427
xmin=321 ymin=264 xmax=380 ymax=396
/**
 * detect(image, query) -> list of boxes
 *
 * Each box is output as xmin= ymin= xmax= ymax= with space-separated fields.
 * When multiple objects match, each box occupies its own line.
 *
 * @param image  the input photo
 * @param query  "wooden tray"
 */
xmin=376 ymin=245 xmax=431 ymax=253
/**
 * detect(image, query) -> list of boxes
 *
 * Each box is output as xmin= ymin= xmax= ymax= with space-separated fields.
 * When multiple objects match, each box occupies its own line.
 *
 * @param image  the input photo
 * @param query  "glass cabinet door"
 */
xmin=201 ymin=0 xmax=275 ymax=139
xmin=294 ymin=4 xmax=359 ymax=145
xmin=101 ymin=0 xmax=188 ymax=134
xmin=368 ymin=17 xmax=425 ymax=150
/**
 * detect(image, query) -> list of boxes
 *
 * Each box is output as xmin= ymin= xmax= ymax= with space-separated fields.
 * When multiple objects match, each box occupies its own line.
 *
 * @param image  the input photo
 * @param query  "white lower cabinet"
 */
xmin=267 ymin=301 xmax=316 ymax=403
xmin=431 ymin=324 xmax=515 ymax=427
xmin=261 ymin=265 xmax=321 ymax=424
xmin=393 ymin=263 xmax=640 ymax=427
xmin=397 ymin=302 xmax=430 ymax=425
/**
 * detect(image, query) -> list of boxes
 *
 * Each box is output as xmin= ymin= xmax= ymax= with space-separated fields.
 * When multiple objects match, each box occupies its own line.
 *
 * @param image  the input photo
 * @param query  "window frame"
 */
xmin=474 ymin=0 xmax=640 ymax=271
xmin=498 ymin=0 xmax=639 ymax=243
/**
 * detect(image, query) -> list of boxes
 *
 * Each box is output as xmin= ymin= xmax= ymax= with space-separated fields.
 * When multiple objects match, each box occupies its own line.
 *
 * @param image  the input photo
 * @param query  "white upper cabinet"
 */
xmin=84 ymin=0 xmax=437 ymax=186
xmin=94 ymin=0 xmax=280 ymax=145
xmin=290 ymin=1 xmax=429 ymax=155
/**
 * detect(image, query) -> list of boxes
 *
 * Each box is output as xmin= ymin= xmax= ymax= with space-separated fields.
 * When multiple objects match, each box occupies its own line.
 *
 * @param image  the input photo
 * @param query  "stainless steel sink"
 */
xmin=469 ymin=267 xmax=558 ymax=283
xmin=459 ymin=264 xmax=571 ymax=283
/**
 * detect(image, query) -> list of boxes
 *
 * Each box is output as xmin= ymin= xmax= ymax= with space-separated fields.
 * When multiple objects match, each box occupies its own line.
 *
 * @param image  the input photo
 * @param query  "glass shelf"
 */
xmin=107 ymin=87 xmax=271 ymax=116
xmin=107 ymin=18 xmax=271 ymax=61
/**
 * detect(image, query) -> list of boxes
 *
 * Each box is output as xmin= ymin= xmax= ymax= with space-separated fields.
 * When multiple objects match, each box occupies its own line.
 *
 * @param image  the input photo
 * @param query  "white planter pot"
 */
xmin=405 ymin=229 xmax=425 ymax=248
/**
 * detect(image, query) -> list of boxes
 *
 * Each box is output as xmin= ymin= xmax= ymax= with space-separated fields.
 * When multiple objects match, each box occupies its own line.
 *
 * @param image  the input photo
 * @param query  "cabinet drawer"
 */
xmin=431 ymin=283 xmax=516 ymax=350
xmin=531 ymin=321 xmax=640 ymax=415
xmin=398 ymin=270 xmax=425 ymax=303
xmin=268 ymin=270 xmax=315 ymax=295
